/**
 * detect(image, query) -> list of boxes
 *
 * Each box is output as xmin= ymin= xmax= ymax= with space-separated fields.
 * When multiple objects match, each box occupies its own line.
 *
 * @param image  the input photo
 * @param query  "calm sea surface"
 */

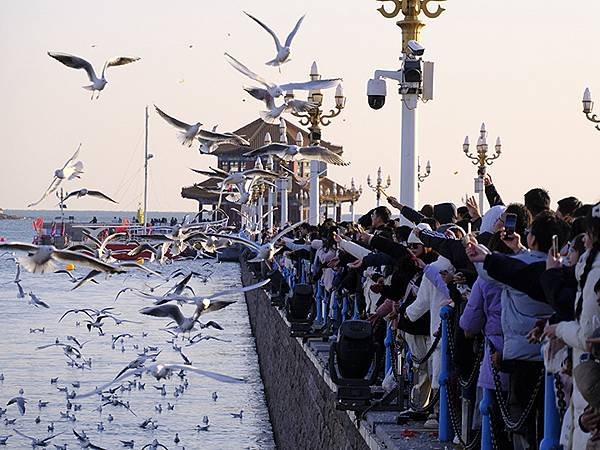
xmin=0 ymin=212 xmax=275 ymax=449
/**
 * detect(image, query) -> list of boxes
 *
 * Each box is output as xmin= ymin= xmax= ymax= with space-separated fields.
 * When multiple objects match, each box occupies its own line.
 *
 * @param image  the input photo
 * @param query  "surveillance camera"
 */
xmin=407 ymin=40 xmax=425 ymax=57
xmin=367 ymin=78 xmax=387 ymax=110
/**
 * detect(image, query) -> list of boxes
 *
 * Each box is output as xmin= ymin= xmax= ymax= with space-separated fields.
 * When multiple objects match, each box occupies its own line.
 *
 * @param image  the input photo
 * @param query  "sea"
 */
xmin=0 ymin=210 xmax=275 ymax=449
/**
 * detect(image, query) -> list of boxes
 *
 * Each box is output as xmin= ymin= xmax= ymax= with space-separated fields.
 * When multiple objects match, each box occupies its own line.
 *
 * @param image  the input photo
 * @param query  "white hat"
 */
xmin=407 ymin=223 xmax=432 ymax=245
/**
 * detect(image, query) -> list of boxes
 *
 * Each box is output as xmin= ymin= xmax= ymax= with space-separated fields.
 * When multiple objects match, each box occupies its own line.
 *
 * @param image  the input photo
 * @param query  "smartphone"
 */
xmin=552 ymin=234 xmax=559 ymax=258
xmin=503 ymin=213 xmax=517 ymax=239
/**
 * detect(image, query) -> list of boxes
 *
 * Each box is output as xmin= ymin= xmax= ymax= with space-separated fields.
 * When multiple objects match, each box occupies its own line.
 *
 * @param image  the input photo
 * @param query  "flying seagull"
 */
xmin=244 ymin=142 xmax=348 ymax=166
xmin=244 ymin=11 xmax=305 ymax=69
xmin=48 ymin=52 xmax=140 ymax=99
xmin=154 ymin=105 xmax=203 ymax=147
xmin=63 ymin=188 xmax=117 ymax=204
xmin=76 ymin=363 xmax=246 ymax=398
xmin=225 ymin=52 xmax=340 ymax=99
xmin=12 ymin=429 xmax=64 ymax=448
xmin=195 ymin=128 xmax=250 ymax=155
xmin=28 ymin=144 xmax=84 ymax=207
xmin=0 ymin=242 xmax=126 ymax=274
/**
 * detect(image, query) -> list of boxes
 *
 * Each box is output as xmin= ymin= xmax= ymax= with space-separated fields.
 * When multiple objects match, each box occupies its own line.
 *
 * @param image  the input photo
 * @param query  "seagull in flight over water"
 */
xmin=243 ymin=11 xmax=305 ymax=70
xmin=48 ymin=52 xmax=140 ymax=99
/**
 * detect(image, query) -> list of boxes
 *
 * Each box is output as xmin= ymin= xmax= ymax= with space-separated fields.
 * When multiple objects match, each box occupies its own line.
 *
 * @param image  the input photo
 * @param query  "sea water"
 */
xmin=0 ymin=213 xmax=274 ymax=449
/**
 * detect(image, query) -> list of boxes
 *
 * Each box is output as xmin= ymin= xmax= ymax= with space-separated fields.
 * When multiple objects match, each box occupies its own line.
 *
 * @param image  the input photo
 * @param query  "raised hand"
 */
xmin=387 ymin=196 xmax=403 ymax=210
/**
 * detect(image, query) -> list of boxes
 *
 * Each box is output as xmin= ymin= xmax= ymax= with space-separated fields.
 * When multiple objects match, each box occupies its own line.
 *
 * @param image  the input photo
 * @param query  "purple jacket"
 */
xmin=459 ymin=278 xmax=507 ymax=390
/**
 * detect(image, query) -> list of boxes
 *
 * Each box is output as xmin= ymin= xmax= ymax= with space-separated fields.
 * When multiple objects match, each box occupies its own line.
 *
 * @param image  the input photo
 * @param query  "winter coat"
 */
xmin=459 ymin=278 xmax=507 ymax=390
xmin=478 ymin=249 xmax=554 ymax=361
xmin=556 ymin=250 xmax=600 ymax=450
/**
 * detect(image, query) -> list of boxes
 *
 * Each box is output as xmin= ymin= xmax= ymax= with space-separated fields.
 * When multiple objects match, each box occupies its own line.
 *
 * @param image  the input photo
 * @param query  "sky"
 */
xmin=1 ymin=0 xmax=599 ymax=214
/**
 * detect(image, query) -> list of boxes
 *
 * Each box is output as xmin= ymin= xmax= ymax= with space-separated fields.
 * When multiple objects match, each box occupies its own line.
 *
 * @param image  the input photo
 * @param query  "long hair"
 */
xmin=575 ymin=203 xmax=600 ymax=319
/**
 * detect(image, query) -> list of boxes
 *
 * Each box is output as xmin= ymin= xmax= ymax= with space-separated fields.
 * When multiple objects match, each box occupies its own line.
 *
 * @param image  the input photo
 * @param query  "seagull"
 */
xmin=48 ymin=52 xmax=140 ymax=99
xmin=225 ymin=52 xmax=340 ymax=99
xmin=0 ymin=242 xmax=126 ymax=274
xmin=10 ymin=263 xmax=25 ymax=298
xmin=154 ymin=105 xmax=202 ymax=147
xmin=54 ymin=269 xmax=100 ymax=286
xmin=196 ymin=424 xmax=209 ymax=431
xmin=120 ymin=439 xmax=135 ymax=448
xmin=205 ymin=221 xmax=304 ymax=263
xmin=28 ymin=292 xmax=50 ymax=308
xmin=0 ymin=435 xmax=11 ymax=445
xmin=243 ymin=12 xmax=305 ymax=69
xmin=243 ymin=87 xmax=316 ymax=124
xmin=141 ymin=439 xmax=168 ymax=450
xmin=12 ymin=429 xmax=64 ymax=448
xmin=212 ymin=391 xmax=218 ymax=401
xmin=244 ymin=142 xmax=348 ymax=166
xmin=76 ymin=363 xmax=245 ymax=398
xmin=7 ymin=394 xmax=26 ymax=416
xmin=195 ymin=128 xmax=250 ymax=155
xmin=63 ymin=188 xmax=117 ymax=204
xmin=72 ymin=429 xmax=105 ymax=450
xmin=231 ymin=410 xmax=244 ymax=419
xmin=127 ymin=242 xmax=170 ymax=265
xmin=28 ymin=145 xmax=84 ymax=207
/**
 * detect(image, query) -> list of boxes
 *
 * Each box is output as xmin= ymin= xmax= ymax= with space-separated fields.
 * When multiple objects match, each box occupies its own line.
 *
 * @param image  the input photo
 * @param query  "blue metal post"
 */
xmin=352 ymin=296 xmax=359 ymax=320
xmin=540 ymin=371 xmax=561 ymax=450
xmin=439 ymin=305 xmax=454 ymax=442
xmin=479 ymin=388 xmax=493 ymax=450
xmin=322 ymin=289 xmax=330 ymax=327
xmin=331 ymin=290 xmax=338 ymax=332
xmin=341 ymin=293 xmax=348 ymax=323
xmin=384 ymin=322 xmax=393 ymax=375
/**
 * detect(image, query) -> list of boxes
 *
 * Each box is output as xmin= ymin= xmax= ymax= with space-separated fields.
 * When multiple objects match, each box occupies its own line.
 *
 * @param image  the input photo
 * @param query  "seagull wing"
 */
xmin=118 ymin=262 xmax=163 ymax=278
xmin=61 ymin=143 xmax=83 ymax=170
xmin=52 ymin=249 xmax=124 ymax=273
xmin=242 ymin=168 xmax=279 ymax=179
xmin=298 ymin=145 xmax=349 ymax=166
xmin=48 ymin=52 xmax=97 ymax=82
xmin=12 ymin=428 xmax=35 ymax=441
xmin=71 ymin=270 xmax=102 ymax=291
xmin=279 ymin=78 xmax=341 ymax=92
xmin=202 ymin=233 xmax=260 ymax=252
xmin=62 ymin=190 xmax=80 ymax=202
xmin=140 ymin=304 xmax=186 ymax=326
xmin=243 ymin=87 xmax=275 ymax=109
xmin=0 ymin=242 xmax=38 ymax=253
xmin=102 ymin=56 xmax=140 ymax=77
xmin=203 ymin=279 xmax=270 ymax=301
xmin=99 ymin=231 xmax=126 ymax=253
xmin=224 ymin=53 xmax=272 ymax=88
xmin=158 ymin=364 xmax=246 ymax=383
xmin=285 ymin=14 xmax=306 ymax=47
xmin=272 ymin=221 xmax=305 ymax=243
xmin=86 ymin=190 xmax=118 ymax=203
xmin=76 ymin=368 xmax=141 ymax=398
xmin=127 ymin=243 xmax=156 ymax=257
xmin=242 ymin=143 xmax=290 ymax=158
xmin=154 ymin=105 xmax=193 ymax=131
xmin=243 ymin=11 xmax=282 ymax=52
xmin=27 ymin=177 xmax=61 ymax=207
xmin=287 ymin=99 xmax=318 ymax=113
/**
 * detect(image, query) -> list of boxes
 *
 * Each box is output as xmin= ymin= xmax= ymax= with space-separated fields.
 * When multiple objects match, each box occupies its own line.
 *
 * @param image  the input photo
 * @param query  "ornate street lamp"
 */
xmin=463 ymin=123 xmax=502 ymax=214
xmin=367 ymin=167 xmax=392 ymax=207
xmin=288 ymin=61 xmax=346 ymax=226
xmin=582 ymin=88 xmax=600 ymax=131
xmin=417 ymin=157 xmax=431 ymax=191
xmin=347 ymin=178 xmax=362 ymax=222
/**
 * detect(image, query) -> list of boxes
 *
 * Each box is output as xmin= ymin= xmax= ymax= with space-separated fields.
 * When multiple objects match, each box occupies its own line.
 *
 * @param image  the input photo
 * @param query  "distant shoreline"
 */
xmin=0 ymin=212 xmax=24 ymax=220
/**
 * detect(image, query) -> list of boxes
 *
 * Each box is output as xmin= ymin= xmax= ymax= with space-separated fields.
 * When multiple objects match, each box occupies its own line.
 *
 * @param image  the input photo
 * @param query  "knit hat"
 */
xmin=407 ymin=223 xmax=432 ymax=245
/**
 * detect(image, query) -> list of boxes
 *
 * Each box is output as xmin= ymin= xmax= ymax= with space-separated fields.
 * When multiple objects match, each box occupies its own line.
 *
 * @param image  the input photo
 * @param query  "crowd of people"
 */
xmin=255 ymin=175 xmax=599 ymax=450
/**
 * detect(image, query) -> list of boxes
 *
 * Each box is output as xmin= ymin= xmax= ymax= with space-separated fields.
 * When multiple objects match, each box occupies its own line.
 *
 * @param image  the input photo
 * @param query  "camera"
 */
xmin=366 ymin=78 xmax=387 ymax=110
xmin=407 ymin=40 xmax=425 ymax=57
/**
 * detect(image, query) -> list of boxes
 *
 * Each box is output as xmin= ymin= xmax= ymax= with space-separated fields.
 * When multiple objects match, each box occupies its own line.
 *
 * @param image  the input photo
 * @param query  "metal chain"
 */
xmin=445 ymin=309 xmax=484 ymax=389
xmin=487 ymin=398 xmax=500 ymax=450
xmin=410 ymin=323 xmax=442 ymax=365
xmin=490 ymin=351 xmax=544 ymax=431
xmin=554 ymin=373 xmax=567 ymax=419
xmin=445 ymin=379 xmax=482 ymax=450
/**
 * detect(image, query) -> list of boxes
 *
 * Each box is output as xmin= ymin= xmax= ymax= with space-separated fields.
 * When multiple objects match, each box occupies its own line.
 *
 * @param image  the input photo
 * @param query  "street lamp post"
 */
xmin=348 ymin=178 xmax=362 ymax=222
xmin=289 ymin=61 xmax=346 ymax=226
xmin=266 ymin=155 xmax=275 ymax=230
xmin=463 ymin=123 xmax=502 ymax=215
xmin=417 ymin=157 xmax=431 ymax=191
xmin=367 ymin=167 xmax=392 ymax=207
xmin=370 ymin=0 xmax=445 ymax=209
xmin=582 ymin=88 xmax=600 ymax=131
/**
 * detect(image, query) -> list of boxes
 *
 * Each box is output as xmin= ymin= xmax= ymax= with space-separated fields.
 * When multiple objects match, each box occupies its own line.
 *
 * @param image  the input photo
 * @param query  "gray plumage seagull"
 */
xmin=28 ymin=144 xmax=84 ymax=207
xmin=0 ymin=242 xmax=126 ymax=274
xmin=48 ymin=52 xmax=140 ymax=99
xmin=12 ymin=429 xmax=64 ymax=447
xmin=243 ymin=11 xmax=305 ymax=69
xmin=244 ymin=86 xmax=317 ymax=124
xmin=195 ymin=128 xmax=250 ymax=155
xmin=76 ymin=363 xmax=246 ymax=399
xmin=224 ymin=52 xmax=341 ymax=99
xmin=154 ymin=105 xmax=203 ymax=147
xmin=63 ymin=188 xmax=118 ymax=204
xmin=244 ymin=142 xmax=349 ymax=166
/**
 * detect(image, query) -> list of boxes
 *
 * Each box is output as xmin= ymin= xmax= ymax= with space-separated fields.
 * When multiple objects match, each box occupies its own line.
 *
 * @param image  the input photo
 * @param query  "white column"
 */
xmin=279 ymin=179 xmax=288 ymax=226
xmin=400 ymin=94 xmax=419 ymax=209
xmin=257 ymin=195 xmax=264 ymax=231
xmin=350 ymin=202 xmax=355 ymax=223
xmin=309 ymin=159 xmax=319 ymax=225
xmin=267 ymin=187 xmax=274 ymax=230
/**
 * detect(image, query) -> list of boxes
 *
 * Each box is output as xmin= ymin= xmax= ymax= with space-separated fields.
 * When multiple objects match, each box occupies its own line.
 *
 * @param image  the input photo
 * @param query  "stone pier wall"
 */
xmin=241 ymin=261 xmax=370 ymax=450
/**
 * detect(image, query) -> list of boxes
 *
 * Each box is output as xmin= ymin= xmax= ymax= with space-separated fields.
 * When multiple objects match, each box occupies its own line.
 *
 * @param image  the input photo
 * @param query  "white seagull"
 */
xmin=243 ymin=11 xmax=305 ymax=69
xmin=63 ymin=188 xmax=117 ymax=204
xmin=0 ymin=242 xmax=126 ymax=274
xmin=244 ymin=142 xmax=349 ymax=166
xmin=48 ymin=52 xmax=140 ymax=99
xmin=244 ymin=86 xmax=317 ymax=124
xmin=154 ymin=105 xmax=203 ymax=147
xmin=196 ymin=128 xmax=250 ymax=154
xmin=225 ymin=52 xmax=341 ymax=99
xmin=28 ymin=144 xmax=84 ymax=207
xmin=76 ymin=363 xmax=246 ymax=399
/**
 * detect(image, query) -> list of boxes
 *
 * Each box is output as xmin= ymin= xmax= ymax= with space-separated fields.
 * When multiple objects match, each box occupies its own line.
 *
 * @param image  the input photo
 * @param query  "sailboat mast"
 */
xmin=143 ymin=105 xmax=149 ymax=229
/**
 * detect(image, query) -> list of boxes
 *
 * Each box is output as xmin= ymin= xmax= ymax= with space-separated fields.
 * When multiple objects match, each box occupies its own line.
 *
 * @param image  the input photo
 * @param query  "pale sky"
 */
xmin=1 ymin=0 xmax=599 ymax=214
